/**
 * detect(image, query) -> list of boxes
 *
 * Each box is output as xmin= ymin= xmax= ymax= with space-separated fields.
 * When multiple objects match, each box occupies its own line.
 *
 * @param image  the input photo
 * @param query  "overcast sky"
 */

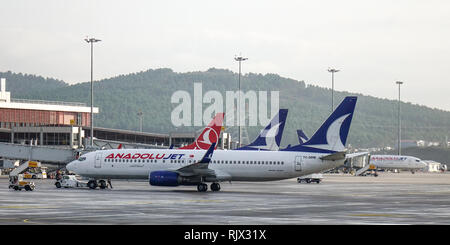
xmin=1 ymin=0 xmax=449 ymax=111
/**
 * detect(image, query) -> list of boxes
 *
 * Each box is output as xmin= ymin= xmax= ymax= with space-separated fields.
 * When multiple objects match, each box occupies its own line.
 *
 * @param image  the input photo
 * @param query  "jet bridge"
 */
xmin=0 ymin=138 xmax=170 ymax=166
xmin=0 ymin=142 xmax=76 ymax=164
xmin=0 ymin=136 xmax=179 ymax=167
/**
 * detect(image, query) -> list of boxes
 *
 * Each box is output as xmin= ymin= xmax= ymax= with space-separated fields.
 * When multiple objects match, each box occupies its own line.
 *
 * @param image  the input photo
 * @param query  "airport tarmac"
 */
xmin=0 ymin=172 xmax=449 ymax=225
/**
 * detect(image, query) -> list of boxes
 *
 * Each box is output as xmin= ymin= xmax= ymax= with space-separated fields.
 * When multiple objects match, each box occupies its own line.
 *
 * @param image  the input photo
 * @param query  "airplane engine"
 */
xmin=149 ymin=171 xmax=180 ymax=186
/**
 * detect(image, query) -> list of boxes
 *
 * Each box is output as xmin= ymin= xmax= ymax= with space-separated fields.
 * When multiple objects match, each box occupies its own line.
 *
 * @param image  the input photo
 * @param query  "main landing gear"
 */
xmin=196 ymin=182 xmax=221 ymax=192
xmin=210 ymin=182 xmax=221 ymax=192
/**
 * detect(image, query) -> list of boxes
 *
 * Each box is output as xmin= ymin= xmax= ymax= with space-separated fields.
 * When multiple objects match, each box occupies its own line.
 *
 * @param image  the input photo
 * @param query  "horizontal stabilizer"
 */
xmin=320 ymin=151 xmax=346 ymax=161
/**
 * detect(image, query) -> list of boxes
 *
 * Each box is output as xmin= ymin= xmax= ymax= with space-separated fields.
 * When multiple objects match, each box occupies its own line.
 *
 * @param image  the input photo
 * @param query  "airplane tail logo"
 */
xmin=236 ymin=109 xmax=288 ymax=151
xmin=195 ymin=126 xmax=219 ymax=149
xmin=297 ymin=130 xmax=309 ymax=144
xmin=301 ymin=96 xmax=357 ymax=152
xmin=179 ymin=113 xmax=224 ymax=150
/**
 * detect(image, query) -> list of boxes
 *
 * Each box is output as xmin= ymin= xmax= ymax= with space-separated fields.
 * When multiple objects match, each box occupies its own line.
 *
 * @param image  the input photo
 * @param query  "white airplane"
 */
xmin=66 ymin=96 xmax=358 ymax=192
xmin=365 ymin=155 xmax=427 ymax=174
xmin=295 ymin=130 xmax=426 ymax=175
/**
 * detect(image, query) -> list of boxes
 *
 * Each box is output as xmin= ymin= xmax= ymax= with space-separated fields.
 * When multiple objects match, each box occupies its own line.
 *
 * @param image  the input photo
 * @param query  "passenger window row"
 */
xmin=211 ymin=160 xmax=284 ymax=165
xmin=104 ymin=158 xmax=284 ymax=165
xmin=104 ymin=159 xmax=196 ymax=164
xmin=105 ymin=159 xmax=165 ymax=163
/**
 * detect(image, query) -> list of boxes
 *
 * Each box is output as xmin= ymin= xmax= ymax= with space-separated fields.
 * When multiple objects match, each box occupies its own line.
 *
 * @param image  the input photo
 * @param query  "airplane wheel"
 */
xmin=197 ymin=183 xmax=208 ymax=192
xmin=211 ymin=183 xmax=221 ymax=192
xmin=99 ymin=180 xmax=107 ymax=189
xmin=88 ymin=180 xmax=98 ymax=189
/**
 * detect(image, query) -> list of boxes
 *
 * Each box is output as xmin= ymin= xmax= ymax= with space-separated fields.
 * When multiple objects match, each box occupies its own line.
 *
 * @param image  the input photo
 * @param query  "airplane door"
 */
xmin=295 ymin=156 xmax=303 ymax=171
xmin=95 ymin=152 xmax=102 ymax=168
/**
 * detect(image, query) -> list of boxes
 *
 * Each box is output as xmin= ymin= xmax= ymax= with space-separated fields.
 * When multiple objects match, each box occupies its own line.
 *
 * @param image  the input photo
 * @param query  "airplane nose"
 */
xmin=66 ymin=160 xmax=77 ymax=172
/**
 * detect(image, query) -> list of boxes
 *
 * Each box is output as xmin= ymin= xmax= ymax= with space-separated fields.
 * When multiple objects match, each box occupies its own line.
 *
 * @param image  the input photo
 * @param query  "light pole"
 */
xmin=234 ymin=55 xmax=248 ymax=147
xmin=396 ymin=81 xmax=403 ymax=155
xmin=137 ymin=110 xmax=143 ymax=132
xmin=85 ymin=37 xmax=101 ymax=147
xmin=328 ymin=68 xmax=340 ymax=112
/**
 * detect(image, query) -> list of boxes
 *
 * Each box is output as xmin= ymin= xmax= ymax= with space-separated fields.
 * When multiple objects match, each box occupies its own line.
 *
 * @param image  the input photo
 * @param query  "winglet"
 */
xmin=199 ymin=143 xmax=216 ymax=164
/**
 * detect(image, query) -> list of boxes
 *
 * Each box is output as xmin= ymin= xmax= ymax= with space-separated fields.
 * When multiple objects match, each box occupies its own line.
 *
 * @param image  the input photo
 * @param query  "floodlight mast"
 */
xmin=327 ymin=68 xmax=340 ymax=112
xmin=85 ymin=37 xmax=101 ymax=147
xmin=234 ymin=55 xmax=248 ymax=147
xmin=396 ymin=81 xmax=404 ymax=155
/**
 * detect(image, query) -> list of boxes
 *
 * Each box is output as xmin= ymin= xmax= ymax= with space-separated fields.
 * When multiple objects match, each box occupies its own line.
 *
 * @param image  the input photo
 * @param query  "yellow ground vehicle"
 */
xmin=8 ymin=161 xmax=40 ymax=191
xmin=9 ymin=175 xmax=36 ymax=191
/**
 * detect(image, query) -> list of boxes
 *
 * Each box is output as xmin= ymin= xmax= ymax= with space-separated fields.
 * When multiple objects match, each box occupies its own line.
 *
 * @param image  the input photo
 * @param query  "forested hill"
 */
xmin=1 ymin=69 xmax=450 ymax=148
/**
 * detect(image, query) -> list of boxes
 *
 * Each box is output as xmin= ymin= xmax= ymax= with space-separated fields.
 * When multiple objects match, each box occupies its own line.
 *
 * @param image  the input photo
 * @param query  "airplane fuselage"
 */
xmin=369 ymin=155 xmax=426 ymax=170
xmin=68 ymin=149 xmax=344 ymax=181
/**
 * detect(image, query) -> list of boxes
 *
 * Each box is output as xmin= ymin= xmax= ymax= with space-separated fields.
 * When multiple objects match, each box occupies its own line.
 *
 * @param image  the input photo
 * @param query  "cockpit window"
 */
xmin=415 ymin=160 xmax=420 ymax=162
xmin=78 ymin=157 xmax=87 ymax=161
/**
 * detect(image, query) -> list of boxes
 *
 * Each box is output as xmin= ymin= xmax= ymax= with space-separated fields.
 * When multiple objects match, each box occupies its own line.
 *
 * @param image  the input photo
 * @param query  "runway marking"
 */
xmin=0 ymin=218 xmax=20 ymax=222
xmin=0 ymin=205 xmax=58 ymax=209
xmin=182 ymin=199 xmax=227 ymax=203
xmin=349 ymin=213 xmax=410 ymax=218
xmin=123 ymin=199 xmax=227 ymax=205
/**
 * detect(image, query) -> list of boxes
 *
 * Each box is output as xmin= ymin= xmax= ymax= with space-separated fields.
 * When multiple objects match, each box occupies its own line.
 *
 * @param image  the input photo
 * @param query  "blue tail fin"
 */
xmin=297 ymin=130 xmax=309 ymax=144
xmin=236 ymin=109 xmax=288 ymax=151
xmin=283 ymin=96 xmax=357 ymax=153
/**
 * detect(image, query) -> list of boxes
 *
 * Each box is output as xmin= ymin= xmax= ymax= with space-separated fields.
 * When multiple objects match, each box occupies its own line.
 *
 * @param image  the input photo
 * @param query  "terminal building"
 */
xmin=0 ymin=78 xmax=195 ymax=151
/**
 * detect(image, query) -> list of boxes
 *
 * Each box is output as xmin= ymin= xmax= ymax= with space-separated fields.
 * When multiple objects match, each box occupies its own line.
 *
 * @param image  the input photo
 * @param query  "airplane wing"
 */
xmin=174 ymin=143 xmax=217 ymax=177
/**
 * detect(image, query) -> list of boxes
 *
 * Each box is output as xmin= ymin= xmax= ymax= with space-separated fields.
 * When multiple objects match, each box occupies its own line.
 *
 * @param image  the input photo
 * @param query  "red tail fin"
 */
xmin=179 ymin=113 xmax=224 ymax=150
